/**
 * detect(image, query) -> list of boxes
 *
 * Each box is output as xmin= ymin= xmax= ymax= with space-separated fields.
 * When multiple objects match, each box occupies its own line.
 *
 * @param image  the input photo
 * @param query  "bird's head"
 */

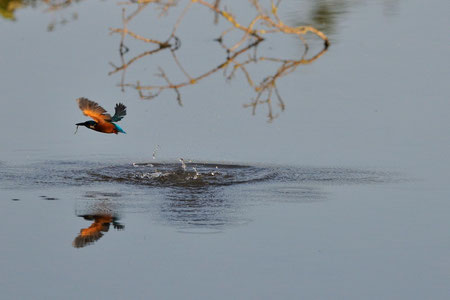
xmin=76 ymin=121 xmax=97 ymax=129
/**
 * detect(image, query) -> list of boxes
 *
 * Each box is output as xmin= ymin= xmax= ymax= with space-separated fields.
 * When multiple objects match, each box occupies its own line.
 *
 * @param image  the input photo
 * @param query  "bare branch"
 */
xmin=110 ymin=0 xmax=329 ymax=121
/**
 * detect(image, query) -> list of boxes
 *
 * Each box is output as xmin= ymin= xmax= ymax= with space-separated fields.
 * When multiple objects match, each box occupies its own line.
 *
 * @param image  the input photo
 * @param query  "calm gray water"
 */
xmin=1 ymin=0 xmax=449 ymax=299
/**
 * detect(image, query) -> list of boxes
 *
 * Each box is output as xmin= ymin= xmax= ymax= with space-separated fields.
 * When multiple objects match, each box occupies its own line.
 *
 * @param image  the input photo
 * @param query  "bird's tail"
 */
xmin=113 ymin=123 xmax=126 ymax=134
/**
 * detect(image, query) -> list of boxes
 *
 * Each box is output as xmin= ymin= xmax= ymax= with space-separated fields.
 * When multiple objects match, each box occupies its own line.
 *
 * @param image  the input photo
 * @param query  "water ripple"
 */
xmin=0 ymin=160 xmax=392 ymax=189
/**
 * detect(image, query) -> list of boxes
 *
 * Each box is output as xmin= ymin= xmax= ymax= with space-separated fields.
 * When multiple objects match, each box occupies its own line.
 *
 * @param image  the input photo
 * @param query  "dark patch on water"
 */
xmin=40 ymin=195 xmax=59 ymax=201
xmin=84 ymin=191 xmax=122 ymax=199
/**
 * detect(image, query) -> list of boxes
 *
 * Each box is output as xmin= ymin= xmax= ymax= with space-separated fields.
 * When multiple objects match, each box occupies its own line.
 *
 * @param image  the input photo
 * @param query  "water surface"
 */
xmin=1 ymin=0 xmax=449 ymax=299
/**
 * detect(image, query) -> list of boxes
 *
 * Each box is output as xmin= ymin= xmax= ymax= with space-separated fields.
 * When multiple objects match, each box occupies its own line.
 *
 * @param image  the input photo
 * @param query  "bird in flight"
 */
xmin=75 ymin=97 xmax=126 ymax=134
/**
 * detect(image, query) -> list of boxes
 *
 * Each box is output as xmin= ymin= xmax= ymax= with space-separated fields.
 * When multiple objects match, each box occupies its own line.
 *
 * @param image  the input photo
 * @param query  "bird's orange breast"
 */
xmin=79 ymin=216 xmax=113 ymax=237
xmin=94 ymin=122 xmax=118 ymax=134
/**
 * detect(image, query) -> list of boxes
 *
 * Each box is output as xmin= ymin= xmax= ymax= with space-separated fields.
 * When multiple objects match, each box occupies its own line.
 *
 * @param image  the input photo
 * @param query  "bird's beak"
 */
xmin=76 ymin=122 xmax=84 ymax=126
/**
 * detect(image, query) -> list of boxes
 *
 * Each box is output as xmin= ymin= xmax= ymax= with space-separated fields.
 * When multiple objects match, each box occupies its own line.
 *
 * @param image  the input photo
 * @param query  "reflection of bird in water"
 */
xmin=75 ymin=97 xmax=127 ymax=134
xmin=72 ymin=215 xmax=124 ymax=248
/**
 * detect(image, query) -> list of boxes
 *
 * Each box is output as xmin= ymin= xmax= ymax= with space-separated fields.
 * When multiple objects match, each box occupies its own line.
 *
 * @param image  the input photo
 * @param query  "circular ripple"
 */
xmin=0 ymin=160 xmax=393 ymax=190
xmin=87 ymin=162 xmax=276 ymax=188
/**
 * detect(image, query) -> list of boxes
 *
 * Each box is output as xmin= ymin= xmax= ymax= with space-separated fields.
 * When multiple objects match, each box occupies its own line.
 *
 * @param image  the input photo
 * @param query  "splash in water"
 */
xmin=179 ymin=158 xmax=187 ymax=171
xmin=192 ymin=167 xmax=200 ymax=180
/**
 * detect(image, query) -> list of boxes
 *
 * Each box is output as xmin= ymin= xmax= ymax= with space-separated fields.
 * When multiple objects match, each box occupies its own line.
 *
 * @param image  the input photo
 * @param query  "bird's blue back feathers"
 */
xmin=113 ymin=123 xmax=126 ymax=134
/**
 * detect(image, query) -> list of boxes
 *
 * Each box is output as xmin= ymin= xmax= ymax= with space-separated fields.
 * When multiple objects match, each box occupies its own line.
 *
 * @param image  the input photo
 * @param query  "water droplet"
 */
xmin=193 ymin=167 xmax=200 ymax=176
xmin=152 ymin=145 xmax=160 ymax=160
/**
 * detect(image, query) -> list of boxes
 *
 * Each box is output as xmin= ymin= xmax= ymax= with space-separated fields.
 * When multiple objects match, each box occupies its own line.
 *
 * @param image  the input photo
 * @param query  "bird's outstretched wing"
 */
xmin=111 ymin=103 xmax=127 ymax=122
xmin=77 ymin=97 xmax=111 ymax=123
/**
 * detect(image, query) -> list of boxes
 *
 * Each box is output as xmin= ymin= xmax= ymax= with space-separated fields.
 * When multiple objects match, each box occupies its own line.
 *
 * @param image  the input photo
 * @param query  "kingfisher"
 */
xmin=75 ymin=97 xmax=126 ymax=134
xmin=72 ymin=214 xmax=124 ymax=248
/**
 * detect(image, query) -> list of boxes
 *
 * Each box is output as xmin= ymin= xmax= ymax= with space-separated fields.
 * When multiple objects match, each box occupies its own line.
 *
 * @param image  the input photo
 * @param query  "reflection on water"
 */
xmin=0 ymin=0 xmax=23 ymax=20
xmin=74 ymin=192 xmax=124 ymax=248
xmin=1 ymin=0 xmax=403 ymax=121
xmin=295 ymin=0 xmax=349 ymax=36
xmin=0 ymin=0 xmax=331 ymax=121
xmin=0 ymin=0 xmax=80 ymax=30
xmin=73 ymin=214 xmax=124 ymax=248
xmin=2 ymin=0 xmax=401 ymax=38
xmin=160 ymin=186 xmax=235 ymax=229
xmin=289 ymin=0 xmax=400 ymax=37
xmin=110 ymin=0 xmax=329 ymax=121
